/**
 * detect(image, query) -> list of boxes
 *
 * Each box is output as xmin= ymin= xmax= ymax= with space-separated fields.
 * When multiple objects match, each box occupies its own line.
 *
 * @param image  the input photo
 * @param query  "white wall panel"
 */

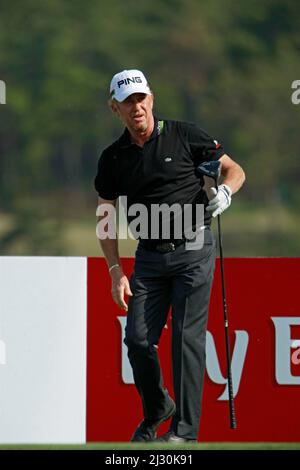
xmin=0 ymin=257 xmax=87 ymax=443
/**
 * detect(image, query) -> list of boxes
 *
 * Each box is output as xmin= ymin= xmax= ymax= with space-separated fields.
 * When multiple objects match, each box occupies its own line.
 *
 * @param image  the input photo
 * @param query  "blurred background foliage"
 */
xmin=0 ymin=0 xmax=299 ymax=256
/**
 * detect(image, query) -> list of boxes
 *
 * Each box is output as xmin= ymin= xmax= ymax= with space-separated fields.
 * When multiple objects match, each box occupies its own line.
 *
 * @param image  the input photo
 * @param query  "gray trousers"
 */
xmin=124 ymin=229 xmax=216 ymax=439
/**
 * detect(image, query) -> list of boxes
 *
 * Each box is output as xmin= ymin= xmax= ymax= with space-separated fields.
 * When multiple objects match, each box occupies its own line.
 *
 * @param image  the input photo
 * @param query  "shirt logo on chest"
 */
xmin=164 ymin=156 xmax=173 ymax=162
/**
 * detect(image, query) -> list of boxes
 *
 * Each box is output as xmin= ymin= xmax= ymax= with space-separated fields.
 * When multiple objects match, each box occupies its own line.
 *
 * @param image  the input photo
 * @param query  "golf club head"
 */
xmin=196 ymin=160 xmax=221 ymax=181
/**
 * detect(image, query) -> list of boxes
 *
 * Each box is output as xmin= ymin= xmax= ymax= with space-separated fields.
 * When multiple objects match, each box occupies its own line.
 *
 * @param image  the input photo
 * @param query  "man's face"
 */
xmin=112 ymin=93 xmax=154 ymax=134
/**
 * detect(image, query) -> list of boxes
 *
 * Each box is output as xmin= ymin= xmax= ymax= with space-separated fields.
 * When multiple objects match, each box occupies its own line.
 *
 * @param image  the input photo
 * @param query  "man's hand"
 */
xmin=206 ymin=184 xmax=232 ymax=218
xmin=110 ymin=267 xmax=133 ymax=311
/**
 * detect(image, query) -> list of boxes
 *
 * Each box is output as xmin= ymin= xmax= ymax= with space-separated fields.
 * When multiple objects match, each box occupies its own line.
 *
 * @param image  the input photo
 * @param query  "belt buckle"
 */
xmin=156 ymin=242 xmax=176 ymax=253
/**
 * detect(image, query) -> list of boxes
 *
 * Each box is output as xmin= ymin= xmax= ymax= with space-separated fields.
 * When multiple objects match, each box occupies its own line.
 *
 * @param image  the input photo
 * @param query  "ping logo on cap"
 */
xmin=117 ymin=77 xmax=143 ymax=88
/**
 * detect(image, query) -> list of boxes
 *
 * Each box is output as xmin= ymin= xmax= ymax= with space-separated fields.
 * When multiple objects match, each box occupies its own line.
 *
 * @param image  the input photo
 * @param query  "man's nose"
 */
xmin=132 ymin=99 xmax=141 ymax=109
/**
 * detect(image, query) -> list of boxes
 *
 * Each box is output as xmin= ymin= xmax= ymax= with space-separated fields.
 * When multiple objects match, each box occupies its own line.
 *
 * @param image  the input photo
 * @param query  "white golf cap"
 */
xmin=109 ymin=69 xmax=151 ymax=102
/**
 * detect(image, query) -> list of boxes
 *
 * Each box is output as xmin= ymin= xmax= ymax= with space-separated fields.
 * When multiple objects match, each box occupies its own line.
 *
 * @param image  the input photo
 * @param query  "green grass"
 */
xmin=0 ymin=442 xmax=300 ymax=450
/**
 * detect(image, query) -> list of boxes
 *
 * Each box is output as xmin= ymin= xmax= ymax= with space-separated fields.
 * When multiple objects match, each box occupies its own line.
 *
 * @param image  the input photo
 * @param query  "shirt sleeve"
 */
xmin=179 ymin=122 xmax=226 ymax=164
xmin=94 ymin=148 xmax=120 ymax=200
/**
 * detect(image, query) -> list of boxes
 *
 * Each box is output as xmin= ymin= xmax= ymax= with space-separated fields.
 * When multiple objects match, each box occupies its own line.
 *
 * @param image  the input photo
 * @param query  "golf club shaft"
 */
xmin=200 ymin=166 xmax=237 ymax=429
xmin=214 ymin=181 xmax=236 ymax=429
xmin=216 ymin=212 xmax=236 ymax=429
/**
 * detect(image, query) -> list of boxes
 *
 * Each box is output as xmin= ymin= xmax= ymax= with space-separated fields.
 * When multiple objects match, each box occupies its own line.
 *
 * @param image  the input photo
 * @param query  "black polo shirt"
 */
xmin=94 ymin=118 xmax=226 ymax=240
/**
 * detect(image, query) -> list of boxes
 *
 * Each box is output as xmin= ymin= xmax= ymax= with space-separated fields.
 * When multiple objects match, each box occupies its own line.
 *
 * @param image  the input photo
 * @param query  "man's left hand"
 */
xmin=206 ymin=184 xmax=232 ymax=217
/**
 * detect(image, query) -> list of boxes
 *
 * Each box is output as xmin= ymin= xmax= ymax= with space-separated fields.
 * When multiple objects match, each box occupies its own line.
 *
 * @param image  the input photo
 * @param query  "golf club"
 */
xmin=197 ymin=160 xmax=237 ymax=430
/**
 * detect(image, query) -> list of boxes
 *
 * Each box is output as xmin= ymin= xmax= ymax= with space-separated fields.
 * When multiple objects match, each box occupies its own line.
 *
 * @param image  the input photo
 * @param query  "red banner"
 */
xmin=87 ymin=258 xmax=300 ymax=442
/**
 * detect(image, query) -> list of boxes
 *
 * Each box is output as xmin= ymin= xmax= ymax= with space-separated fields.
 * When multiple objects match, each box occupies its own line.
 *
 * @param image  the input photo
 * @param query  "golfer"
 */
xmin=95 ymin=69 xmax=245 ymax=443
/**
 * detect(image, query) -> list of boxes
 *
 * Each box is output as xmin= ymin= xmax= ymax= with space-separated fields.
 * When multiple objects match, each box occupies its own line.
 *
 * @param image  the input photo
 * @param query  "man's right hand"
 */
xmin=110 ymin=267 xmax=133 ymax=311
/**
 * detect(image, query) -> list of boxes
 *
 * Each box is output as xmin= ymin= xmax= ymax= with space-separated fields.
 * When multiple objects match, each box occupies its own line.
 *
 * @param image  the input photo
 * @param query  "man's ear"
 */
xmin=109 ymin=99 xmax=120 ymax=117
xmin=150 ymin=93 xmax=154 ymax=110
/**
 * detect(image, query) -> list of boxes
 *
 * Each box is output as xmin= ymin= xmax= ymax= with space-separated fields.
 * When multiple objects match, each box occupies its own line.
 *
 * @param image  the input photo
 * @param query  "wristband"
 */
xmin=109 ymin=263 xmax=120 ymax=274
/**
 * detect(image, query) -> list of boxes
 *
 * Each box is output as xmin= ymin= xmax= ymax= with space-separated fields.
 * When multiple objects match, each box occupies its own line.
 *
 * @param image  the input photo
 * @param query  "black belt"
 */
xmin=139 ymin=226 xmax=210 ymax=253
xmin=140 ymin=239 xmax=184 ymax=253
